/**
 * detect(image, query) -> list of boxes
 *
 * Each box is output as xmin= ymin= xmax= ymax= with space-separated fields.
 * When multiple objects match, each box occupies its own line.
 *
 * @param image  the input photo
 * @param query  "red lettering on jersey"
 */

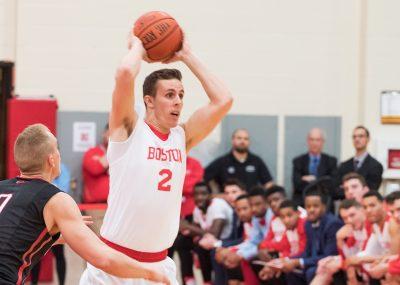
xmin=148 ymin=147 xmax=155 ymax=159
xmin=147 ymin=147 xmax=183 ymax=163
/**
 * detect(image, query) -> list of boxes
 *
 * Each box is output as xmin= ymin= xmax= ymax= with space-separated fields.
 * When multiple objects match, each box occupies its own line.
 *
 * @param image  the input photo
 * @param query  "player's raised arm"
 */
xmin=109 ymin=35 xmax=146 ymax=142
xmin=43 ymin=193 xmax=170 ymax=284
xmin=166 ymin=40 xmax=233 ymax=151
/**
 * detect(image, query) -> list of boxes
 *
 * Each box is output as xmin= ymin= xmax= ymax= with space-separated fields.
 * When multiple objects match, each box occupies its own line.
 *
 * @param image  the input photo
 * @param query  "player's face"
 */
xmin=340 ymin=207 xmax=365 ymax=230
xmin=279 ymin=207 xmax=299 ymax=230
xmin=231 ymin=130 xmax=250 ymax=153
xmin=152 ymin=79 xmax=184 ymax=129
xmin=389 ymin=199 xmax=400 ymax=225
xmin=267 ymin=192 xmax=285 ymax=216
xmin=352 ymin=128 xmax=369 ymax=151
xmin=362 ymin=196 xmax=384 ymax=224
xmin=343 ymin=179 xmax=368 ymax=203
xmin=249 ymin=195 xmax=267 ymax=218
xmin=194 ymin=186 xmax=210 ymax=209
xmin=307 ymin=130 xmax=324 ymax=154
xmin=305 ymin=196 xmax=326 ymax=223
xmin=235 ymin=198 xmax=253 ymax=223
xmin=224 ymin=185 xmax=244 ymax=207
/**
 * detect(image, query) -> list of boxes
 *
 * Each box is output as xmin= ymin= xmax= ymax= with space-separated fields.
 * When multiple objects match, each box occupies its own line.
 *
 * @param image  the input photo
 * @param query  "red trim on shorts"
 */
xmin=100 ymin=236 xmax=168 ymax=262
xmin=145 ymin=123 xmax=170 ymax=141
xmin=17 ymin=229 xmax=52 ymax=285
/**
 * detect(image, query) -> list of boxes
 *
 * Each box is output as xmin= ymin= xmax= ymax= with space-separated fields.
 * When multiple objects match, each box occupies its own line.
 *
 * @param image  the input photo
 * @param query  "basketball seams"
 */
xmin=146 ymin=24 xmax=181 ymax=53
xmin=136 ymin=17 xmax=176 ymax=38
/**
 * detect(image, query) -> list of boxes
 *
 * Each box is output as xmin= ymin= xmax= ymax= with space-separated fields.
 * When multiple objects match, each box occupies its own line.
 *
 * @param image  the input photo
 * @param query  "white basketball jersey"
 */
xmin=101 ymin=118 xmax=186 ymax=252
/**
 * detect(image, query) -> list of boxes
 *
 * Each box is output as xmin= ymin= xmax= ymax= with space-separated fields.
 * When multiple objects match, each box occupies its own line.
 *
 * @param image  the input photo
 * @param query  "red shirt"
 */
xmin=389 ymin=256 xmax=400 ymax=275
xmin=181 ymin=157 xmax=204 ymax=218
xmin=82 ymin=145 xmax=109 ymax=203
xmin=259 ymin=215 xmax=286 ymax=252
xmin=259 ymin=216 xmax=306 ymax=257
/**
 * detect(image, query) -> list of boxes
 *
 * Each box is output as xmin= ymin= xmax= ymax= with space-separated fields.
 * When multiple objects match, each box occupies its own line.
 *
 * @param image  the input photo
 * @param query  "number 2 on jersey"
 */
xmin=0 ymin=194 xmax=12 ymax=214
xmin=158 ymin=169 xmax=172 ymax=191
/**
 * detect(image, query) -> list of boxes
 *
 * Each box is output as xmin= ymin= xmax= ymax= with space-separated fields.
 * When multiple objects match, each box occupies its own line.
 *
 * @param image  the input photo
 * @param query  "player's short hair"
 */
xmin=265 ymin=185 xmax=286 ymax=199
xmin=354 ymin=125 xmax=370 ymax=138
xmin=143 ymin=68 xmax=182 ymax=99
xmin=248 ymin=185 xmax=267 ymax=199
xmin=279 ymin=199 xmax=297 ymax=211
xmin=14 ymin=124 xmax=54 ymax=173
xmin=235 ymin=194 xmax=249 ymax=203
xmin=304 ymin=181 xmax=329 ymax=205
xmin=223 ymin=178 xmax=246 ymax=192
xmin=339 ymin=199 xmax=362 ymax=211
xmin=194 ymin=181 xmax=212 ymax=194
xmin=342 ymin=172 xmax=367 ymax=187
xmin=385 ymin=191 xmax=400 ymax=205
xmin=363 ymin=191 xmax=383 ymax=202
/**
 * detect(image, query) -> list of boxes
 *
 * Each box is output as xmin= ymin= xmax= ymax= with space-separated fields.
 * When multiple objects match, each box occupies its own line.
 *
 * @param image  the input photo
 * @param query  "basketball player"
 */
xmin=0 ymin=124 xmax=169 ymax=285
xmin=80 ymin=32 xmax=233 ymax=285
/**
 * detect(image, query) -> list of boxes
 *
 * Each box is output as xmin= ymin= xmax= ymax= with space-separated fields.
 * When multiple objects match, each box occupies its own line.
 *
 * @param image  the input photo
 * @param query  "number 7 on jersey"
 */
xmin=0 ymin=194 xmax=12 ymax=213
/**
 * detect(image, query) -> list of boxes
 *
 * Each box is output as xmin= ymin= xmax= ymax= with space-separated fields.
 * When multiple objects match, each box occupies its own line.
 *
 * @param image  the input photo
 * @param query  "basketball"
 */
xmin=134 ymin=11 xmax=183 ymax=62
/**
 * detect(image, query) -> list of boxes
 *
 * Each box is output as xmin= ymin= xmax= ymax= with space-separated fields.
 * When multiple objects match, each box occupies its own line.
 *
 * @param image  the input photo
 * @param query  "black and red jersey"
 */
xmin=0 ymin=177 xmax=61 ymax=285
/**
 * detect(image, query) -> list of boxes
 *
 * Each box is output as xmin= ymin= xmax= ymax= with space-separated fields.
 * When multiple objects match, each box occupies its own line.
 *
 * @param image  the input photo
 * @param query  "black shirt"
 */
xmin=205 ymin=151 xmax=273 ymax=192
xmin=0 ymin=177 xmax=61 ymax=285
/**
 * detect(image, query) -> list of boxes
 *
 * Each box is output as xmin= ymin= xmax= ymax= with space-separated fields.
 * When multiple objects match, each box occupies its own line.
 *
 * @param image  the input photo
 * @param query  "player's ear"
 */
xmin=143 ymin=95 xmax=155 ymax=109
xmin=48 ymin=153 xmax=55 ymax=168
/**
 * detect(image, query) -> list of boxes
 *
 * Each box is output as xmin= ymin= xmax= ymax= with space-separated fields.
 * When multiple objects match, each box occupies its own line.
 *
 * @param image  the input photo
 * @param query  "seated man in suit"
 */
xmin=292 ymin=128 xmax=338 ymax=206
xmin=277 ymin=182 xmax=343 ymax=284
xmin=336 ymin=126 xmax=383 ymax=199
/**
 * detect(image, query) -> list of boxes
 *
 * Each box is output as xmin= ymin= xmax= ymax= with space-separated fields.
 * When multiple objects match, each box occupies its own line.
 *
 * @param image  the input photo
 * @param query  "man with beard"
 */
xmin=205 ymin=129 xmax=274 ymax=193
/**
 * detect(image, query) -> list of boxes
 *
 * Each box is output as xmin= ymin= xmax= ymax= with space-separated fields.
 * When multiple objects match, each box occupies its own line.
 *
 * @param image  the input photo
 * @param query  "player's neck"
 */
xmin=144 ymin=116 xmax=170 ymax=134
xmin=19 ymin=171 xmax=52 ymax=183
xmin=376 ymin=213 xmax=386 ymax=229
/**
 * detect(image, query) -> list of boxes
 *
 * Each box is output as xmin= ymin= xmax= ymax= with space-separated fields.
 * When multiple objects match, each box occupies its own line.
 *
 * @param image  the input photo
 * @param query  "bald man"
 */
xmin=205 ymin=129 xmax=274 ymax=193
xmin=292 ymin=128 xmax=338 ymax=206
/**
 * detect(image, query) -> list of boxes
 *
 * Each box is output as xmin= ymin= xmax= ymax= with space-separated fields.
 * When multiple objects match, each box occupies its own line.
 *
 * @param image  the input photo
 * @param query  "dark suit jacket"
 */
xmin=336 ymin=154 xmax=384 ymax=198
xmin=292 ymin=153 xmax=338 ymax=199
xmin=301 ymin=213 xmax=343 ymax=269
xmin=221 ymin=212 xmax=244 ymax=247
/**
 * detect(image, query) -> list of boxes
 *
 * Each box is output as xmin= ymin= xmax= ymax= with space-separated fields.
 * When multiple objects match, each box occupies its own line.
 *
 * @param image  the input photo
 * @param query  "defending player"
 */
xmin=0 ymin=124 xmax=169 ymax=285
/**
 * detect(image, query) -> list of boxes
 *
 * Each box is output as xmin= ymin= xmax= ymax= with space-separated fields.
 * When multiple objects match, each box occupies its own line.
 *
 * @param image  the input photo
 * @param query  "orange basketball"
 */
xmin=134 ymin=11 xmax=183 ymax=62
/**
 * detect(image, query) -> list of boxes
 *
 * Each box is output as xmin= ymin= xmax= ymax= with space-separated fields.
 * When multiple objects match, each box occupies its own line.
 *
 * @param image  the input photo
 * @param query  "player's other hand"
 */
xmin=162 ymin=33 xmax=191 ymax=64
xmin=82 ymin=215 xmax=94 ymax=226
xmin=146 ymin=270 xmax=171 ymax=285
xmin=127 ymin=33 xmax=149 ymax=61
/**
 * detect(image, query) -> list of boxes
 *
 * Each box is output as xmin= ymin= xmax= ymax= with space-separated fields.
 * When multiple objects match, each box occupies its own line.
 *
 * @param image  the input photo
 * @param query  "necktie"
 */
xmin=309 ymin=157 xmax=319 ymax=176
xmin=353 ymin=159 xmax=359 ymax=170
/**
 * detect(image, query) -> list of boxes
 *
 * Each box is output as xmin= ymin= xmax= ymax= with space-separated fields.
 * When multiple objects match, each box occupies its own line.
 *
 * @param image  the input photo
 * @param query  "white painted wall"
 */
xmin=1 ymin=0 xmax=399 ymax=183
xmin=0 ymin=0 xmax=16 ymax=60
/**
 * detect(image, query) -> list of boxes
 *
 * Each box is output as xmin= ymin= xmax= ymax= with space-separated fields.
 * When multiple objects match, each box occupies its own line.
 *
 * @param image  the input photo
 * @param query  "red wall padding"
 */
xmin=6 ymin=97 xmax=58 ymax=178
